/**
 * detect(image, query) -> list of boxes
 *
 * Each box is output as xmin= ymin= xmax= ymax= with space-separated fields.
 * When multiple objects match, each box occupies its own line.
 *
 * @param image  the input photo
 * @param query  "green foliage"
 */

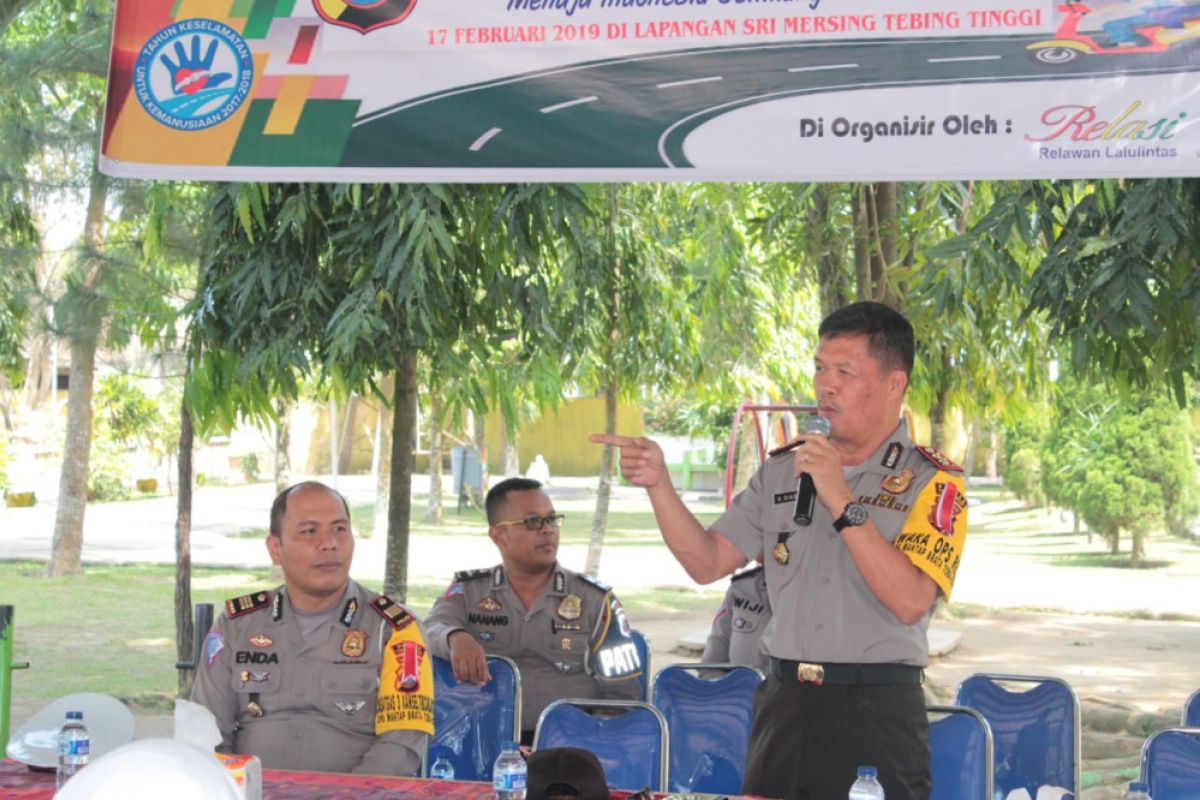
xmin=1002 ymin=411 xmax=1049 ymax=506
xmin=642 ymin=395 xmax=732 ymax=450
xmin=94 ymin=373 xmax=161 ymax=448
xmin=87 ymin=438 xmax=130 ymax=502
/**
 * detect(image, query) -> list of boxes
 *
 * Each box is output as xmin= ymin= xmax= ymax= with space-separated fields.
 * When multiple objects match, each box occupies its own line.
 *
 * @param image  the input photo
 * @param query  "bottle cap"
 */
xmin=65 ymin=711 xmax=83 ymax=720
xmin=857 ymin=765 xmax=877 ymax=779
xmin=504 ymin=741 xmax=520 ymax=751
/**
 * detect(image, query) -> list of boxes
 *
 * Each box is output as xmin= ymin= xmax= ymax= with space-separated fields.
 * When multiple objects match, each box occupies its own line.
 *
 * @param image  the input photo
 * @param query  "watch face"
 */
xmin=844 ymin=503 xmax=869 ymax=527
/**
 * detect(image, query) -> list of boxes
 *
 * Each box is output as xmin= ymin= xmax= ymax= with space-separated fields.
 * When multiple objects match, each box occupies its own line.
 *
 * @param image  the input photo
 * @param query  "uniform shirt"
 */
xmin=191 ymin=579 xmax=432 ymax=776
xmin=701 ymin=565 xmax=771 ymax=671
xmin=425 ymin=563 xmax=642 ymax=734
xmin=712 ymin=423 xmax=968 ymax=666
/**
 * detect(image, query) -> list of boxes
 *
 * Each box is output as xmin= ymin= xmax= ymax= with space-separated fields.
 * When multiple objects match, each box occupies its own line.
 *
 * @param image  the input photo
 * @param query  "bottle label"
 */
xmin=59 ymin=740 xmax=90 ymax=757
xmin=493 ymin=771 xmax=527 ymax=790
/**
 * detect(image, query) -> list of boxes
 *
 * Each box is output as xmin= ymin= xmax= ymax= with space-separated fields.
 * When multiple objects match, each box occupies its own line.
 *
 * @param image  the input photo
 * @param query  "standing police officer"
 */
xmin=594 ymin=302 xmax=969 ymax=800
xmin=425 ymin=477 xmax=641 ymax=744
xmin=192 ymin=481 xmax=432 ymax=775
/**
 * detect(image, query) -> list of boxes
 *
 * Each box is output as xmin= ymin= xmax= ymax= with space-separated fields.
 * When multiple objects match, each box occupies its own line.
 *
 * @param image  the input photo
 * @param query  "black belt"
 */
xmin=769 ymin=657 xmax=924 ymax=686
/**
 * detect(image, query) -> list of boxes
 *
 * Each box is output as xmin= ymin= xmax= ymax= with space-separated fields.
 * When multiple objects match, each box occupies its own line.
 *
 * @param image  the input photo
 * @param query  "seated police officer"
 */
xmin=425 ymin=477 xmax=642 ymax=745
xmin=192 ymin=481 xmax=432 ymax=775
xmin=700 ymin=559 xmax=771 ymax=672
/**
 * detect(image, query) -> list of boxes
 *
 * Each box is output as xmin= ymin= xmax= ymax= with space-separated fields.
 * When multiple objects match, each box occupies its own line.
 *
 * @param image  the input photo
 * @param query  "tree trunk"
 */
xmin=423 ymin=385 xmax=443 ymax=525
xmin=338 ymin=395 xmax=356 ymax=474
xmin=929 ymin=389 xmax=948 ymax=452
xmin=374 ymin=375 xmax=394 ymax=542
xmin=1130 ymin=531 xmax=1143 ymax=568
xmin=852 ymin=187 xmax=871 ymax=300
xmin=175 ymin=397 xmax=195 ymax=696
xmin=47 ymin=165 xmax=108 ymax=578
xmin=274 ymin=399 xmax=291 ymax=493
xmin=586 ymin=379 xmax=618 ymax=578
xmin=501 ymin=426 xmax=521 ymax=479
xmin=871 ymin=182 xmax=899 ymax=307
xmin=961 ymin=417 xmax=980 ymax=485
xmin=384 ymin=356 xmax=417 ymax=601
xmin=469 ymin=414 xmax=487 ymax=510
xmin=809 ymin=185 xmax=846 ymax=317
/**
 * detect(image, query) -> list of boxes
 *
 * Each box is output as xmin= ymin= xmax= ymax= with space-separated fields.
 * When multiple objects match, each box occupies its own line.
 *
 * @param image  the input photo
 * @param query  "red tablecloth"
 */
xmin=0 ymin=759 xmax=759 ymax=799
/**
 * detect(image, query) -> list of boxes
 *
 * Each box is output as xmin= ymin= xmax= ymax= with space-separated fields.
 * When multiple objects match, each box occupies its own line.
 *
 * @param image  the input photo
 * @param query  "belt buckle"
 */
xmin=796 ymin=662 xmax=825 ymax=685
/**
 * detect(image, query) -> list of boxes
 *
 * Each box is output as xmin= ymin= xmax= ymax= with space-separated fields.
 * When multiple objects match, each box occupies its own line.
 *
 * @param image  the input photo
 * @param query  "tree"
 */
xmin=192 ymin=182 xmax=582 ymax=599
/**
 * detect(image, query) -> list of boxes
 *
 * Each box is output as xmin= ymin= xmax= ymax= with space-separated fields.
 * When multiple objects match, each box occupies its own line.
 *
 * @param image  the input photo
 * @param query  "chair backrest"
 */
xmin=927 ymin=704 xmax=995 ymax=800
xmin=650 ymin=663 xmax=763 ymax=795
xmin=1141 ymin=727 xmax=1200 ymax=800
xmin=533 ymin=698 xmax=669 ymax=792
xmin=428 ymin=654 xmax=522 ymax=781
xmin=1182 ymin=689 xmax=1200 ymax=727
xmin=630 ymin=629 xmax=650 ymax=701
xmin=954 ymin=673 xmax=1081 ymax=799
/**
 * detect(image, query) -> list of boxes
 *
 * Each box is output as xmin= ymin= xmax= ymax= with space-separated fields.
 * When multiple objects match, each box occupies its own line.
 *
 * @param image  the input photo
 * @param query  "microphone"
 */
xmin=792 ymin=414 xmax=831 ymax=526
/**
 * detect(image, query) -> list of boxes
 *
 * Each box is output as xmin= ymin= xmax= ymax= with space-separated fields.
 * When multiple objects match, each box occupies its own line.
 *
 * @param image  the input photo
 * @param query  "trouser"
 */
xmin=741 ymin=676 xmax=931 ymax=800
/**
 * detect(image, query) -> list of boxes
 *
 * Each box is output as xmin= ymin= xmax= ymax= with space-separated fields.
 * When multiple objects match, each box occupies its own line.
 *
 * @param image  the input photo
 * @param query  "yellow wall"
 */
xmin=485 ymin=397 xmax=644 ymax=477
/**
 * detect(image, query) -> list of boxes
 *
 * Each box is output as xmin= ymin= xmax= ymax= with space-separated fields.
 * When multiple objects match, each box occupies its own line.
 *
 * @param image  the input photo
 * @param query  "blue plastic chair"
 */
xmin=954 ymin=673 xmax=1080 ymax=799
xmin=533 ymin=698 xmax=669 ymax=792
xmin=427 ymin=654 xmax=521 ymax=781
xmin=928 ymin=705 xmax=995 ymax=800
xmin=1182 ymin=689 xmax=1200 ymax=727
xmin=630 ymin=628 xmax=651 ymax=701
xmin=1141 ymin=727 xmax=1200 ymax=800
xmin=650 ymin=663 xmax=763 ymax=795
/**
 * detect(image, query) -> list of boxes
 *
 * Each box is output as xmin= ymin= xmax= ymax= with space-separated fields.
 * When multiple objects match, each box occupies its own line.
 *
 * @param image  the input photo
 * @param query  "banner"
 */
xmin=100 ymin=0 xmax=1200 ymax=182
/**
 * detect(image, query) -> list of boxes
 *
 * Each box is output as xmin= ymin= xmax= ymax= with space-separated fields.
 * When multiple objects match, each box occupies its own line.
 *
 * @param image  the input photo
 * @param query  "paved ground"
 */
xmin=4 ymin=475 xmax=1198 ymax=797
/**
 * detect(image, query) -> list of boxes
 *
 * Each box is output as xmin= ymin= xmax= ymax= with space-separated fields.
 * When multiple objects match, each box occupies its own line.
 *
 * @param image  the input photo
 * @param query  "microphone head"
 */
xmin=804 ymin=414 xmax=831 ymax=437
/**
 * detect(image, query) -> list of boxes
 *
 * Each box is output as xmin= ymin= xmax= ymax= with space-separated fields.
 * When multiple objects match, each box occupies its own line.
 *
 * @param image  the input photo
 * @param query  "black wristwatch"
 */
xmin=833 ymin=502 xmax=869 ymax=532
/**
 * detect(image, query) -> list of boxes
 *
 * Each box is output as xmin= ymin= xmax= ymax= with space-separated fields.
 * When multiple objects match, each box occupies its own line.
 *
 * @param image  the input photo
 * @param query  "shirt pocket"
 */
xmin=321 ymin=664 xmax=378 ymax=733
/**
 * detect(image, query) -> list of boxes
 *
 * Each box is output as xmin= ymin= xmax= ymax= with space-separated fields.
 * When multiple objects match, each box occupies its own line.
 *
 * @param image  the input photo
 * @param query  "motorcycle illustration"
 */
xmin=1027 ymin=1 xmax=1200 ymax=64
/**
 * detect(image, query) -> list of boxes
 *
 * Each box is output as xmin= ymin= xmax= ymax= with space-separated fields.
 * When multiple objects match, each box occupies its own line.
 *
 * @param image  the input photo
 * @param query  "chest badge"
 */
xmin=557 ymin=594 xmax=582 ymax=621
xmin=239 ymin=670 xmax=269 ymax=684
xmin=478 ymin=596 xmax=502 ymax=612
xmin=249 ymin=634 xmax=273 ymax=648
xmin=773 ymin=531 xmax=791 ymax=565
xmin=341 ymin=630 xmax=367 ymax=659
xmin=335 ymin=700 xmax=366 ymax=716
xmin=882 ymin=467 xmax=915 ymax=495
xmin=561 ymin=637 xmax=574 ymax=651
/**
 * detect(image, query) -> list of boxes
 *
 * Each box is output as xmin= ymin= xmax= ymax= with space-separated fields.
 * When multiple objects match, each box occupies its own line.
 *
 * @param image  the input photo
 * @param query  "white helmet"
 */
xmin=56 ymin=738 xmax=241 ymax=800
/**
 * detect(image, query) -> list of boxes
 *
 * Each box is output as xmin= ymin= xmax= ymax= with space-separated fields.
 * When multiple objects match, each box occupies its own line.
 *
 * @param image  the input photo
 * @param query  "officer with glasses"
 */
xmin=425 ymin=477 xmax=642 ymax=745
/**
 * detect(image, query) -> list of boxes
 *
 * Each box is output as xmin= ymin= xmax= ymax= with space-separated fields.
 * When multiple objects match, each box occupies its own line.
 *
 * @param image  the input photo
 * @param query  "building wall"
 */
xmin=485 ymin=397 xmax=644 ymax=477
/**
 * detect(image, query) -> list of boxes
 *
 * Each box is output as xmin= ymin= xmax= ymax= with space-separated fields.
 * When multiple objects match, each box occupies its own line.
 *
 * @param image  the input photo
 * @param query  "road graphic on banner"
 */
xmin=344 ymin=33 xmax=1200 ymax=174
xmin=99 ymin=1 xmax=1200 ymax=181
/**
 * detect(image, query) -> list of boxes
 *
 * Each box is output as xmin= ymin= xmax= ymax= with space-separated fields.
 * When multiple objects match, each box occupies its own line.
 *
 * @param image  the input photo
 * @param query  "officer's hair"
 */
xmin=818 ymin=301 xmax=914 ymax=378
xmin=485 ymin=477 xmax=543 ymax=525
xmin=269 ymin=481 xmax=351 ymax=537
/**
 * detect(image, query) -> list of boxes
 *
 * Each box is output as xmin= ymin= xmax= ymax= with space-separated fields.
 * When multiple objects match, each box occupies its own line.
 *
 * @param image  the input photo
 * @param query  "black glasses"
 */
xmin=494 ymin=514 xmax=564 ymax=532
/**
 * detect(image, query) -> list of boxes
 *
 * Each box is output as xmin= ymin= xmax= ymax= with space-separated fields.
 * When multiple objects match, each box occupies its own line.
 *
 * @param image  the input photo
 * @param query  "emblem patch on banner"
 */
xmin=314 ymin=0 xmax=417 ymax=34
xmin=133 ymin=18 xmax=254 ymax=132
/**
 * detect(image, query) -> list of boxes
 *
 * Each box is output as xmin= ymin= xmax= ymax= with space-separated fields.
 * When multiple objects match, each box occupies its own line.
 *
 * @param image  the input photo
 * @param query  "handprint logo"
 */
xmin=133 ymin=18 xmax=254 ymax=131
xmin=159 ymin=35 xmax=232 ymax=97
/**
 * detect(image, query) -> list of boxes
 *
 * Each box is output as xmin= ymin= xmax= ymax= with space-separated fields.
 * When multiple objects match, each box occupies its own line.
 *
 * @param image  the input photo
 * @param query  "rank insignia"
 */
xmin=239 ymin=670 xmax=269 ymax=683
xmin=882 ymin=467 xmax=915 ymax=495
xmin=553 ymin=620 xmax=584 ymax=634
xmin=557 ymin=594 xmax=582 ymax=621
xmin=249 ymin=634 xmax=273 ymax=648
xmin=335 ymin=700 xmax=366 ymax=716
xmin=478 ymin=596 xmax=502 ymax=612
xmin=226 ymin=591 xmax=270 ymax=619
xmin=246 ymin=700 xmax=264 ymax=718
xmin=916 ymin=445 xmax=962 ymax=472
xmin=341 ymin=630 xmax=367 ymax=659
xmin=882 ymin=442 xmax=904 ymax=470
xmin=370 ymin=595 xmax=414 ymax=630
xmin=561 ymin=637 xmax=573 ymax=651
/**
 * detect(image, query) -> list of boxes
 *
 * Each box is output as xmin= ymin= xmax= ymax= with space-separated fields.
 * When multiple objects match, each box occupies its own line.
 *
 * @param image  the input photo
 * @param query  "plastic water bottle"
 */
xmin=492 ymin=741 xmax=527 ymax=800
xmin=430 ymin=754 xmax=455 ymax=781
xmin=1126 ymin=781 xmax=1152 ymax=800
xmin=849 ymin=765 xmax=885 ymax=799
xmin=56 ymin=711 xmax=91 ymax=790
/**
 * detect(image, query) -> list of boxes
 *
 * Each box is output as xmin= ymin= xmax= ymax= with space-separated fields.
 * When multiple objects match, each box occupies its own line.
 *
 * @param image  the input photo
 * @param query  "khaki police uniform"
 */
xmin=191 ymin=579 xmax=433 ymax=776
xmin=425 ymin=563 xmax=642 ymax=739
xmin=712 ymin=423 xmax=968 ymax=800
xmin=701 ymin=565 xmax=770 ymax=672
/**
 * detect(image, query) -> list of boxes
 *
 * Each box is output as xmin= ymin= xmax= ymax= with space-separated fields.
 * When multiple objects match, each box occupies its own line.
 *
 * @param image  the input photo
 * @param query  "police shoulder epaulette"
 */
xmin=576 ymin=573 xmax=612 ymax=593
xmin=732 ymin=564 xmax=765 ymax=582
xmin=914 ymin=445 xmax=963 ymax=473
xmin=453 ymin=567 xmax=492 ymax=582
xmin=225 ymin=591 xmax=271 ymax=619
xmin=370 ymin=594 xmax=415 ymax=630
